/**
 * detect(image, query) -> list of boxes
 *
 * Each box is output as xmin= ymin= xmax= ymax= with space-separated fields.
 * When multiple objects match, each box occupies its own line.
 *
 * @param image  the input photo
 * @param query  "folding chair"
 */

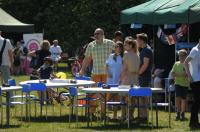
xmin=153 ymin=78 xmax=172 ymax=128
xmin=9 ymin=79 xmax=36 ymax=100
xmin=2 ymin=84 xmax=32 ymax=125
xmin=128 ymin=87 xmax=153 ymax=128
xmin=106 ymin=84 xmax=127 ymax=122
xmin=68 ymin=87 xmax=97 ymax=127
xmin=8 ymin=79 xmax=36 ymax=117
xmin=10 ymin=84 xmax=32 ymax=122
xmin=28 ymin=83 xmax=49 ymax=120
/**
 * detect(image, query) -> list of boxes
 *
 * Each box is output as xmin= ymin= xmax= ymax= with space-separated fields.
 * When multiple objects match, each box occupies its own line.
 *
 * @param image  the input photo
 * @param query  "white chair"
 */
xmin=153 ymin=78 xmax=172 ymax=128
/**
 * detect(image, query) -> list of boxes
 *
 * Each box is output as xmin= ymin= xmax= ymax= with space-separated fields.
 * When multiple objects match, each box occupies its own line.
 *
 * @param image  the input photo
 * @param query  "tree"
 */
xmin=1 ymin=0 xmax=147 ymax=55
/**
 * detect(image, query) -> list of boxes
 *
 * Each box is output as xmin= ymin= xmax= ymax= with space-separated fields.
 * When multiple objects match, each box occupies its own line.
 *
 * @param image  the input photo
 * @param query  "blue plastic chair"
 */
xmin=8 ymin=79 xmax=36 ymax=118
xmin=8 ymin=79 xmax=16 ymax=86
xmin=153 ymin=78 xmax=172 ymax=128
xmin=128 ymin=87 xmax=153 ymax=128
xmin=8 ymin=79 xmax=16 ymax=102
xmin=9 ymin=79 xmax=36 ymax=100
xmin=68 ymin=86 xmax=97 ymax=127
xmin=75 ymin=76 xmax=93 ymax=97
xmin=28 ymin=83 xmax=48 ymax=120
xmin=9 ymin=84 xmax=32 ymax=122
xmin=97 ymin=82 xmax=104 ymax=87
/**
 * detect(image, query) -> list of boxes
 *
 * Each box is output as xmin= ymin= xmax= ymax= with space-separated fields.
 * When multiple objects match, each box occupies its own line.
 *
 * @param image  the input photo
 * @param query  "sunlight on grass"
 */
xmin=0 ymin=65 xmax=194 ymax=132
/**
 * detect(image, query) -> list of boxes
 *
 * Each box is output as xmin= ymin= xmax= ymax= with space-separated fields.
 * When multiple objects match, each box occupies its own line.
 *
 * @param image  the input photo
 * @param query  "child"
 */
xmin=38 ymin=57 xmax=54 ymax=80
xmin=38 ymin=57 xmax=66 ymax=103
xmin=171 ymin=49 xmax=189 ymax=121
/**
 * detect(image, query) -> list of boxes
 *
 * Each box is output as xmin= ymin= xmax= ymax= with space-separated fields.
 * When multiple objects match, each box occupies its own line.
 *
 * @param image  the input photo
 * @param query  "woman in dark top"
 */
xmin=29 ymin=40 xmax=51 ymax=79
xmin=29 ymin=40 xmax=51 ymax=69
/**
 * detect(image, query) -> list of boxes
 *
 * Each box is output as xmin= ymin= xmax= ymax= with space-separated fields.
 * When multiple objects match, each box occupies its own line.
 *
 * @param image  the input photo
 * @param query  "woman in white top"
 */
xmin=106 ymin=41 xmax=123 ymax=84
xmin=105 ymin=41 xmax=123 ymax=119
xmin=49 ymin=40 xmax=62 ymax=71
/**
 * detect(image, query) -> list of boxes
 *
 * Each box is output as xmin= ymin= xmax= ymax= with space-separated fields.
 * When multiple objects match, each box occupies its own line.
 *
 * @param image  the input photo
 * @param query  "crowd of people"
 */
xmin=80 ymin=28 xmax=200 ymax=129
xmin=1 ymin=37 xmax=63 ymax=77
xmin=80 ymin=28 xmax=153 ymax=121
xmin=0 ymin=28 xmax=200 ymax=129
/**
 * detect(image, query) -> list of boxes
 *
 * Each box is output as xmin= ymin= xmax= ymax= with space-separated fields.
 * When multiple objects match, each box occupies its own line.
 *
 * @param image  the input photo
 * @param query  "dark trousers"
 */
xmin=190 ymin=81 xmax=200 ymax=126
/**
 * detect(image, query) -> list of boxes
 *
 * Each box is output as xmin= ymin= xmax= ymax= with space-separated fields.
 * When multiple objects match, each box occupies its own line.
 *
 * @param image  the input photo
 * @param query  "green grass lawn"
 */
xmin=0 ymin=67 xmax=196 ymax=132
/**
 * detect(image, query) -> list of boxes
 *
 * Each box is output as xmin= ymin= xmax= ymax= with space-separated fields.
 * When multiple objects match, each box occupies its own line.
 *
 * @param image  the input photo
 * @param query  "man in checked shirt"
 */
xmin=80 ymin=28 xmax=115 ymax=115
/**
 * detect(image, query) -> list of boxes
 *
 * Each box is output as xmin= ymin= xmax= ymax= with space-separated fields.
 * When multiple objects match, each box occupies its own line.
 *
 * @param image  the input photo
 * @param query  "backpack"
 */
xmin=0 ymin=39 xmax=6 ymax=66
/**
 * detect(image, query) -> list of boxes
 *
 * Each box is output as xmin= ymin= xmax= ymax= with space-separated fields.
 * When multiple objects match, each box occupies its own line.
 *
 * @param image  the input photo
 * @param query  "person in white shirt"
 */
xmin=0 ymin=31 xmax=13 ymax=84
xmin=49 ymin=40 xmax=62 ymax=71
xmin=184 ymin=39 xmax=200 ymax=129
xmin=153 ymin=68 xmax=164 ymax=88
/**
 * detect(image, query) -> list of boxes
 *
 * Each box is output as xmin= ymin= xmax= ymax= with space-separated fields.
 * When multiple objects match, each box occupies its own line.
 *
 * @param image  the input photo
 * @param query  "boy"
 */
xmin=171 ymin=49 xmax=189 ymax=121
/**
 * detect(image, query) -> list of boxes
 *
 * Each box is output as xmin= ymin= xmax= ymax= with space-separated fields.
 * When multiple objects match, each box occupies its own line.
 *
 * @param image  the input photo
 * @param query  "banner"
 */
xmin=157 ymin=24 xmax=188 ymax=45
xmin=130 ymin=23 xmax=142 ymax=29
xmin=23 ymin=33 xmax=43 ymax=51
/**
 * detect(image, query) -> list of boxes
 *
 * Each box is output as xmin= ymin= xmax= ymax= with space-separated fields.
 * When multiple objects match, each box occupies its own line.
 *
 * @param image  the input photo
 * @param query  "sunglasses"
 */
xmin=179 ymin=55 xmax=186 ymax=57
xmin=94 ymin=32 xmax=100 ymax=35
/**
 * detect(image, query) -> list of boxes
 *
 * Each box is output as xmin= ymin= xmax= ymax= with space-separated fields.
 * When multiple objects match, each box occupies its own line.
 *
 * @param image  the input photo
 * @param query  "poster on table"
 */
xmin=23 ymin=33 xmax=43 ymax=51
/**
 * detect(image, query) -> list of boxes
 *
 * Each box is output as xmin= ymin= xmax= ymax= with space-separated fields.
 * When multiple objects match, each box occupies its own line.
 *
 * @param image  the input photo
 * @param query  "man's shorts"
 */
xmin=175 ymin=84 xmax=188 ymax=99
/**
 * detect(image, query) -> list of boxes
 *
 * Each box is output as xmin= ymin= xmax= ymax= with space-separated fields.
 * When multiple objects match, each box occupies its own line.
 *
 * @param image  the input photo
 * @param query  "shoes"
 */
xmin=189 ymin=123 xmax=200 ymax=130
xmin=175 ymin=111 xmax=180 ymax=121
xmin=133 ymin=117 xmax=147 ymax=123
xmin=180 ymin=112 xmax=185 ymax=121
xmin=91 ymin=114 xmax=98 ymax=121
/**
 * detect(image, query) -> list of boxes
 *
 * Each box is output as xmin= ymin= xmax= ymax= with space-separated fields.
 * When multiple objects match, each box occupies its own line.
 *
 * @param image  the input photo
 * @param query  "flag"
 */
xmin=176 ymin=24 xmax=188 ymax=38
xmin=157 ymin=27 xmax=162 ymax=38
xmin=166 ymin=35 xmax=176 ymax=45
xmin=164 ymin=24 xmax=176 ymax=29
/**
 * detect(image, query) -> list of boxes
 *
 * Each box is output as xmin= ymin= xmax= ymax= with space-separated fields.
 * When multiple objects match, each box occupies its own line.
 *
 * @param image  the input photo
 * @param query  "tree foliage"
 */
xmin=1 ymin=0 xmax=146 ymax=55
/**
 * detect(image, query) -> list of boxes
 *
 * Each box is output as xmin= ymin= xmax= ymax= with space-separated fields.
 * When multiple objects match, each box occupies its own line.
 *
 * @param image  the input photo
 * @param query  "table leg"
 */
xmin=156 ymin=104 xmax=158 ymax=128
xmin=104 ymin=93 xmax=106 ymax=125
xmin=86 ymin=94 xmax=89 ymax=127
xmin=6 ymin=91 xmax=10 ymax=126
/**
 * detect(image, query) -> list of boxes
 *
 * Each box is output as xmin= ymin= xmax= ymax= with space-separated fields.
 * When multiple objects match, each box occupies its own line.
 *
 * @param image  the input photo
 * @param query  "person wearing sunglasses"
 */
xmin=80 ymin=28 xmax=115 ymax=114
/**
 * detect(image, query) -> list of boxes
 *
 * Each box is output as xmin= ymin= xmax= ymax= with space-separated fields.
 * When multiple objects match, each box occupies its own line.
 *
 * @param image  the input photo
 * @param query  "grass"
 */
xmin=0 ymin=64 xmax=197 ymax=132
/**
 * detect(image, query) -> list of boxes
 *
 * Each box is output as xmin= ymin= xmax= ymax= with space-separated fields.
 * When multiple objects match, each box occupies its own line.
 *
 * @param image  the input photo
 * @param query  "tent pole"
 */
xmin=187 ymin=8 xmax=190 ymax=45
xmin=187 ymin=22 xmax=190 ymax=45
xmin=42 ymin=28 xmax=45 ymax=36
xmin=152 ymin=25 xmax=155 ymax=69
